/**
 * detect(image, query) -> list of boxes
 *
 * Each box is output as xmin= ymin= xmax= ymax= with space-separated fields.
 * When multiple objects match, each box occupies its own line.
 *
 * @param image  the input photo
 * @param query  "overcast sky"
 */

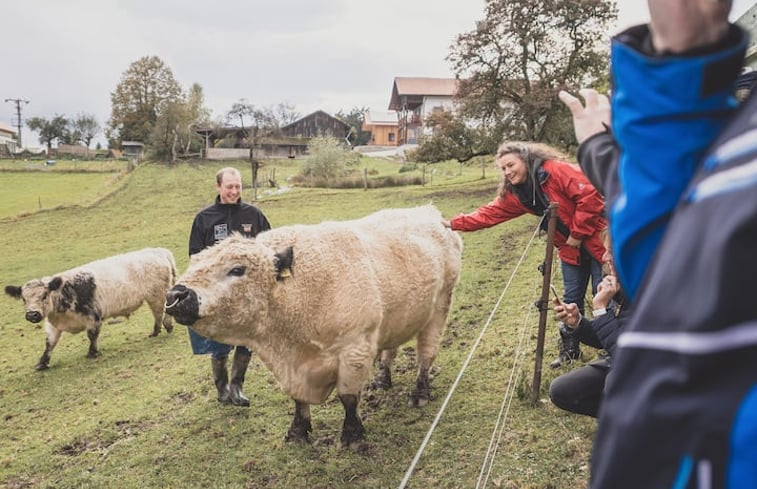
xmin=2 ymin=0 xmax=754 ymax=148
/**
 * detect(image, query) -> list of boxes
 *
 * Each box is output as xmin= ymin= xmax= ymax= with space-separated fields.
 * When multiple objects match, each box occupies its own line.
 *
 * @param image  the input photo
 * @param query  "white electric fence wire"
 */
xmin=476 ymin=278 xmax=539 ymax=489
xmin=397 ymin=219 xmax=545 ymax=489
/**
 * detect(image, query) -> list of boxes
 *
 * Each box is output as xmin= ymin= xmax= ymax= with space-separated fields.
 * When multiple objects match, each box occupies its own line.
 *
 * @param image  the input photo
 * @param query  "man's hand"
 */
xmin=647 ymin=0 xmax=731 ymax=53
xmin=558 ymin=89 xmax=610 ymax=145
xmin=554 ymin=301 xmax=581 ymax=328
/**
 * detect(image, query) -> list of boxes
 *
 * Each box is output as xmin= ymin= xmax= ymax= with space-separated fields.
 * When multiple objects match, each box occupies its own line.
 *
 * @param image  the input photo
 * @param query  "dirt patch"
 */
xmin=55 ymin=419 xmax=154 ymax=457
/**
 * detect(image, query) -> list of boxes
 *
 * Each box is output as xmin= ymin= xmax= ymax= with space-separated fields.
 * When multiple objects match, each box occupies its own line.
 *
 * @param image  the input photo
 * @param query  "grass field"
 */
xmin=0 ymin=158 xmax=597 ymax=489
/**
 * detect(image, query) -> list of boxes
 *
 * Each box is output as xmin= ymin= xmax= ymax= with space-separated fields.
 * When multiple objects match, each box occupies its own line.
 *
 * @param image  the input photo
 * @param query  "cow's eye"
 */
xmin=228 ymin=266 xmax=246 ymax=277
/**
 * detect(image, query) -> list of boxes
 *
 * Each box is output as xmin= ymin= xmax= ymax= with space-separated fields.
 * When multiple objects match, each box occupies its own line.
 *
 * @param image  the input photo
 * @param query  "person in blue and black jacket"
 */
xmin=558 ymin=0 xmax=756 ymax=487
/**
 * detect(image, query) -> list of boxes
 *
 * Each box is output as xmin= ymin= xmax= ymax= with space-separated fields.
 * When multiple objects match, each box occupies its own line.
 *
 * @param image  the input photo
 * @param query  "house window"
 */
xmin=388 ymin=133 xmax=395 ymax=142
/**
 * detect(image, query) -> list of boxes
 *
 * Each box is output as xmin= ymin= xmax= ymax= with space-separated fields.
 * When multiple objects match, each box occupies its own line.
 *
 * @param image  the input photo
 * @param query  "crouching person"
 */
xmin=549 ymin=231 xmax=629 ymax=417
xmin=186 ymin=167 xmax=271 ymax=406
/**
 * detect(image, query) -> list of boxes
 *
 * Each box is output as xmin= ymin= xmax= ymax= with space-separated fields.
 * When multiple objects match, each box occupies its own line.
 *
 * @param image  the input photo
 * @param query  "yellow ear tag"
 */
xmin=279 ymin=268 xmax=292 ymax=278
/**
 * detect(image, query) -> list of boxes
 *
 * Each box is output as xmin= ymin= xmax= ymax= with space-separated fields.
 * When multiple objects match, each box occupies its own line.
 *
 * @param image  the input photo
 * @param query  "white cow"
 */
xmin=165 ymin=205 xmax=462 ymax=446
xmin=5 ymin=247 xmax=177 ymax=369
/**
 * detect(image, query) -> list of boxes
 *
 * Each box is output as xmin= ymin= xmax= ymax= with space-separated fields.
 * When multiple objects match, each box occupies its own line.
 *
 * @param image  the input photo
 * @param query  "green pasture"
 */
xmin=0 ymin=158 xmax=596 ymax=488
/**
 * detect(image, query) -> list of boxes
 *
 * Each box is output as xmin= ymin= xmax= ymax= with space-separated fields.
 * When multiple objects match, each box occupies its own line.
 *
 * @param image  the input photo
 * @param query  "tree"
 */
xmin=27 ymin=115 xmax=69 ymax=150
xmin=258 ymin=103 xmax=300 ymax=135
xmin=149 ymin=83 xmax=211 ymax=162
xmin=411 ymin=110 xmax=499 ymax=163
xmin=72 ymin=113 xmax=101 ymax=149
xmin=335 ymin=107 xmax=371 ymax=146
xmin=108 ymin=56 xmax=182 ymax=146
xmin=448 ymin=0 xmax=616 ymax=147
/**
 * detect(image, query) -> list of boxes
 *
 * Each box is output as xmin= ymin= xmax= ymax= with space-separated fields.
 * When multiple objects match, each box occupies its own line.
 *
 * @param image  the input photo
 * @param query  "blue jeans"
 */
xmin=561 ymin=250 xmax=603 ymax=315
xmin=187 ymin=328 xmax=250 ymax=359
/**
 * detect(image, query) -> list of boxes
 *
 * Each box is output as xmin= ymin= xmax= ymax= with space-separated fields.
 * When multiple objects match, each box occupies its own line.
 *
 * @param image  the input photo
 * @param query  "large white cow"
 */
xmin=165 ymin=205 xmax=462 ymax=446
xmin=5 ymin=247 xmax=177 ymax=370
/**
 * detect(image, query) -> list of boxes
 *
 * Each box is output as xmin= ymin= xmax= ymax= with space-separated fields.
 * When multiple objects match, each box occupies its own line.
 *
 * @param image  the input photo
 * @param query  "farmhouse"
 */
xmin=0 ymin=121 xmax=18 ymax=156
xmin=362 ymin=110 xmax=399 ymax=146
xmin=388 ymin=77 xmax=458 ymax=145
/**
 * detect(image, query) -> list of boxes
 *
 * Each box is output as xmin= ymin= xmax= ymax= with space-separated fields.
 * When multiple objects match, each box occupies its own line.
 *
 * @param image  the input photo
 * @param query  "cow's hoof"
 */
xmin=284 ymin=429 xmax=311 ymax=444
xmin=34 ymin=363 xmax=49 ymax=371
xmin=368 ymin=377 xmax=392 ymax=390
xmin=285 ymin=419 xmax=312 ymax=444
xmin=149 ymin=331 xmax=159 ymax=338
xmin=87 ymin=351 xmax=101 ymax=359
xmin=408 ymin=395 xmax=429 ymax=408
xmin=340 ymin=425 xmax=365 ymax=448
xmin=164 ymin=324 xmax=173 ymax=334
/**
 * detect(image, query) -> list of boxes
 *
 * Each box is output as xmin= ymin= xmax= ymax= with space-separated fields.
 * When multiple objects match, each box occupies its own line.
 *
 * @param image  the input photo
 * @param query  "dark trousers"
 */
xmin=549 ymin=358 xmax=610 ymax=418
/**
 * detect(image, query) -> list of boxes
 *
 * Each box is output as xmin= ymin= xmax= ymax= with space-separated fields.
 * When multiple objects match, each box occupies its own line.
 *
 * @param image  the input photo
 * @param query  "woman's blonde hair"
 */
xmin=495 ymin=141 xmax=567 ymax=197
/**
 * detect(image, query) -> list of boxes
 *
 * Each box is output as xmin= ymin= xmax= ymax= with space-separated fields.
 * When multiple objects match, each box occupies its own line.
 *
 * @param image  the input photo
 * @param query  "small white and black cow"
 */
xmin=5 ymin=247 xmax=177 ymax=370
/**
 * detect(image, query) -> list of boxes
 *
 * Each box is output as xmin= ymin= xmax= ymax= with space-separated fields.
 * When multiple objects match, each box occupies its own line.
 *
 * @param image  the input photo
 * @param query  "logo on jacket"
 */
xmin=242 ymin=223 xmax=252 ymax=234
xmin=214 ymin=224 xmax=228 ymax=241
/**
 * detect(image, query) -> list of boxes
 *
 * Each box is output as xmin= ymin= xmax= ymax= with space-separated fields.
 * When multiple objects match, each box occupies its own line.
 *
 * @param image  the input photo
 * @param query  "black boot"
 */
xmin=550 ymin=323 xmax=581 ymax=369
xmin=211 ymin=355 xmax=231 ymax=403
xmin=228 ymin=349 xmax=252 ymax=407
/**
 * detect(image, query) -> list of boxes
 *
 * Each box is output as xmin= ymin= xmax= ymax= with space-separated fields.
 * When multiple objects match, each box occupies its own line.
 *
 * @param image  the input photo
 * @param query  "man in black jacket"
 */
xmin=188 ymin=167 xmax=271 ymax=407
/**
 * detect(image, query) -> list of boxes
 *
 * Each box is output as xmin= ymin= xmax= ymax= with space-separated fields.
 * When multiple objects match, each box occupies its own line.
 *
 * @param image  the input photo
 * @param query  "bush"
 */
xmin=398 ymin=163 xmax=418 ymax=173
xmin=300 ymin=137 xmax=359 ymax=181
xmin=287 ymin=173 xmax=423 ymax=189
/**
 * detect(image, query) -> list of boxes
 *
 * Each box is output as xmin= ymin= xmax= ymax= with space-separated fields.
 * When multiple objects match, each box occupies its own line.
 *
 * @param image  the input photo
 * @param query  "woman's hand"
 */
xmin=566 ymin=236 xmax=582 ymax=248
xmin=593 ymin=275 xmax=620 ymax=309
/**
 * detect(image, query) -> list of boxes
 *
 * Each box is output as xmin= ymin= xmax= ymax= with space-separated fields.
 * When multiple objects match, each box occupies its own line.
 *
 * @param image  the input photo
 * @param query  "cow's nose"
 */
xmin=165 ymin=285 xmax=189 ymax=310
xmin=25 ymin=311 xmax=42 ymax=323
xmin=164 ymin=285 xmax=199 ymax=325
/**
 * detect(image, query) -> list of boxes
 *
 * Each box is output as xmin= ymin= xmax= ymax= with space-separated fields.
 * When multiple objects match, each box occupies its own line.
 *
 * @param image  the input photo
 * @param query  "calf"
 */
xmin=5 ymin=247 xmax=177 ymax=370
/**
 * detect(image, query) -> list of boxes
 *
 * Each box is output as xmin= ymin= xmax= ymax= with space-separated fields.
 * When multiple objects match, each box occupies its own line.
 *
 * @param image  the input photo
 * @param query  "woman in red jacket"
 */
xmin=443 ymin=141 xmax=607 ymax=367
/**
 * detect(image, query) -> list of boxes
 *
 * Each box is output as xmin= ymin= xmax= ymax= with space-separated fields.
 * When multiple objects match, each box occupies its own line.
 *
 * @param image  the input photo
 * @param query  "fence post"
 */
xmin=532 ymin=202 xmax=558 ymax=404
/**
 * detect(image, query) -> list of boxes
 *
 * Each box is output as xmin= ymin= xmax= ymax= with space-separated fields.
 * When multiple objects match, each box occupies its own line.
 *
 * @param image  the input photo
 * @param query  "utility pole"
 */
xmin=4 ymin=98 xmax=30 ymax=148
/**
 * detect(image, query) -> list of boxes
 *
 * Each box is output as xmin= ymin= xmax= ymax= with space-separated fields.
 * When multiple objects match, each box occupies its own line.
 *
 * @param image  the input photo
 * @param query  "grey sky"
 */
xmin=2 ymin=0 xmax=754 ymax=148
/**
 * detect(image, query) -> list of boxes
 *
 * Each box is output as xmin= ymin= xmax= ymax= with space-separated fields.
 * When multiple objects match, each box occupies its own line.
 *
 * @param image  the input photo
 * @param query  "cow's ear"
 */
xmin=4 ymin=285 xmax=22 ymax=298
xmin=274 ymin=246 xmax=294 ymax=281
xmin=48 ymin=276 xmax=63 ymax=291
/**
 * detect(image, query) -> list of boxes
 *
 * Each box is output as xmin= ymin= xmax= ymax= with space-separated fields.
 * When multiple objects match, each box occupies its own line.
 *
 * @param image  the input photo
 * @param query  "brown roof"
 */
xmin=363 ymin=110 xmax=398 ymax=126
xmin=0 ymin=121 xmax=17 ymax=135
xmin=388 ymin=77 xmax=458 ymax=110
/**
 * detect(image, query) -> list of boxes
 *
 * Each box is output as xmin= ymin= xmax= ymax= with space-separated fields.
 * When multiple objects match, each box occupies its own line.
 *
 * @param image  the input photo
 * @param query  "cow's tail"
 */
xmin=164 ymin=248 xmax=178 ymax=287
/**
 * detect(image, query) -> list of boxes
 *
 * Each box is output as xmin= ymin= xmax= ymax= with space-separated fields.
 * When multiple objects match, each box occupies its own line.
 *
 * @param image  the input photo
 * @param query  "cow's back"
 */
xmin=68 ymin=248 xmax=176 ymax=318
xmin=257 ymin=206 xmax=462 ymax=347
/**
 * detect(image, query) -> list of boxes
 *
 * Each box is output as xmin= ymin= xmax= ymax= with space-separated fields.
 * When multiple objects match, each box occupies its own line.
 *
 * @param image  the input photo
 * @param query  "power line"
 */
xmin=4 ymin=98 xmax=29 ymax=148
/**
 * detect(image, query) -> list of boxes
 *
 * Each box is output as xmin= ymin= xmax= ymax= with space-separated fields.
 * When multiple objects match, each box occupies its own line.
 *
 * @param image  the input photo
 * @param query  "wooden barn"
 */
xmin=280 ymin=110 xmax=350 ymax=140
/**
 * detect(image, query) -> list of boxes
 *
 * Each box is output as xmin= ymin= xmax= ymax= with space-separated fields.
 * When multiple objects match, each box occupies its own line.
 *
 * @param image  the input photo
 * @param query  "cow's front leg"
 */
xmin=36 ymin=320 xmax=62 ymax=370
xmin=339 ymin=393 xmax=364 ymax=447
xmin=285 ymin=399 xmax=312 ymax=443
xmin=86 ymin=321 xmax=102 ymax=358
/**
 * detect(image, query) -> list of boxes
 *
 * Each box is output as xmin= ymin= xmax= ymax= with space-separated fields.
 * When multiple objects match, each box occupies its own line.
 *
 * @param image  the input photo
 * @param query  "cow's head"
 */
xmin=165 ymin=235 xmax=293 ymax=344
xmin=5 ymin=277 xmax=64 ymax=323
